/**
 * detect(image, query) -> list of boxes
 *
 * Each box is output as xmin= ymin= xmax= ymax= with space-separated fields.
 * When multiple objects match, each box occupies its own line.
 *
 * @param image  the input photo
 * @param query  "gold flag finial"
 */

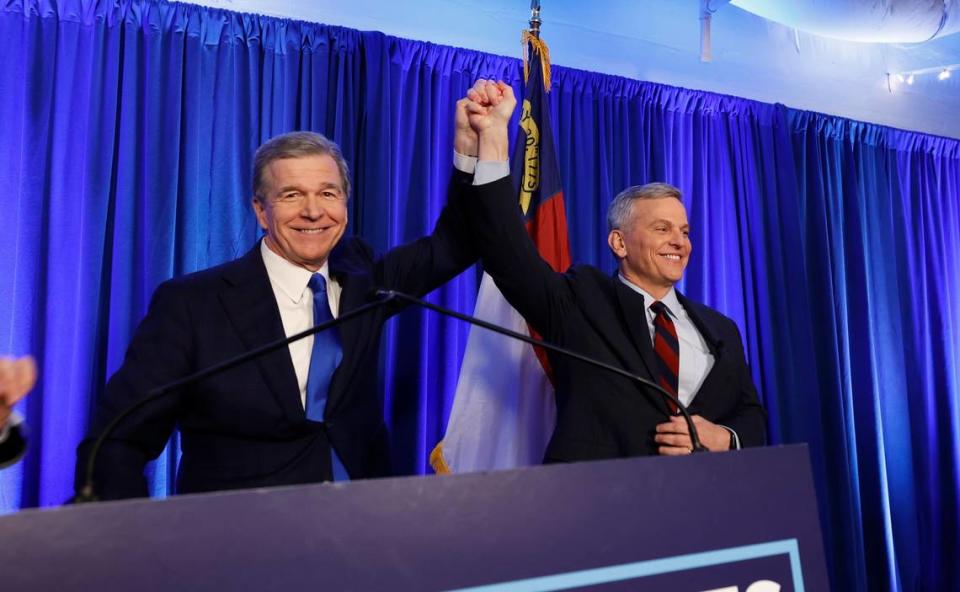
xmin=521 ymin=30 xmax=552 ymax=91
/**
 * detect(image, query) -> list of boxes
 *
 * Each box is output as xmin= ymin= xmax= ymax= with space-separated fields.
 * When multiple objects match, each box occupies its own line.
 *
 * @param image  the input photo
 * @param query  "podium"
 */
xmin=1 ymin=444 xmax=828 ymax=591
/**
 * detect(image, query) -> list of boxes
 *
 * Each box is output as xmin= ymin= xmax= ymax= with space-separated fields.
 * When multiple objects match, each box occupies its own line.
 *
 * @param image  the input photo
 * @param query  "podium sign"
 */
xmin=1 ymin=444 xmax=828 ymax=591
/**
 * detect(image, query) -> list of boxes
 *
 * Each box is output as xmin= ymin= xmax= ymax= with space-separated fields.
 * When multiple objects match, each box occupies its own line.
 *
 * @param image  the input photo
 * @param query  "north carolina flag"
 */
xmin=431 ymin=33 xmax=571 ymax=473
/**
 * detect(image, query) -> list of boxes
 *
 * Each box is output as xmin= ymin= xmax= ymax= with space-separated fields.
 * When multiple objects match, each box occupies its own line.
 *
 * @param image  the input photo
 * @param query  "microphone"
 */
xmin=74 ymin=292 xmax=398 ymax=503
xmin=374 ymin=289 xmax=709 ymax=454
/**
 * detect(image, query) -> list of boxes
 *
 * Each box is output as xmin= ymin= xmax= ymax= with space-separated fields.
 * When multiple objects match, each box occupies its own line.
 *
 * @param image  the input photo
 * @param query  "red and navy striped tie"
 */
xmin=650 ymin=301 xmax=680 ymax=414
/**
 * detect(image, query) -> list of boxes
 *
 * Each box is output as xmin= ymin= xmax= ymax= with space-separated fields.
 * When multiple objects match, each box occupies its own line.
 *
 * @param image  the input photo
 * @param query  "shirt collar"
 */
xmin=617 ymin=274 xmax=681 ymax=317
xmin=260 ymin=240 xmax=330 ymax=303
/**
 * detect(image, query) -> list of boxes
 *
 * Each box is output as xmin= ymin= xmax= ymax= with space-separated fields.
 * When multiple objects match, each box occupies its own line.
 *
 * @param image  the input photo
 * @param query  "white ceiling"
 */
xmin=183 ymin=0 xmax=960 ymax=139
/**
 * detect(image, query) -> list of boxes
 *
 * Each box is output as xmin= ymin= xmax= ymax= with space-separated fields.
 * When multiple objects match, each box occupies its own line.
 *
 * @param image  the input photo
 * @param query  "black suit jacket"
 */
xmin=0 ymin=423 xmax=26 ymax=469
xmin=467 ymin=176 xmax=767 ymax=461
xmin=76 ymin=170 xmax=476 ymax=499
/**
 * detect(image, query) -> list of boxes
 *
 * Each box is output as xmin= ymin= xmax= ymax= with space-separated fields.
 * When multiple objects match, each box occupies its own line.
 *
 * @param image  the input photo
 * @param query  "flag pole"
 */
xmin=524 ymin=1 xmax=550 ymax=88
xmin=431 ymin=0 xmax=562 ymax=477
xmin=529 ymin=0 xmax=542 ymax=38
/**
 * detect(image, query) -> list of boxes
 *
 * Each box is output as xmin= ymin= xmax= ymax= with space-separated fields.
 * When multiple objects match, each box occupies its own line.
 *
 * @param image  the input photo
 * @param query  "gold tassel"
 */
xmin=429 ymin=441 xmax=452 ymax=474
xmin=521 ymin=30 xmax=552 ymax=92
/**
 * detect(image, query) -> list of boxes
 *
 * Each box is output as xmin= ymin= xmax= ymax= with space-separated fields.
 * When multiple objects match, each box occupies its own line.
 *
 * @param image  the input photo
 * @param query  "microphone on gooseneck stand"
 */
xmin=373 ymin=289 xmax=709 ymax=454
xmin=73 ymin=292 xmax=399 ymax=504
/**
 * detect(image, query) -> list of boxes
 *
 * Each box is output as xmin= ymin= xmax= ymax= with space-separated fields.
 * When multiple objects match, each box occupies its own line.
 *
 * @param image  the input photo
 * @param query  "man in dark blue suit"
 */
xmin=76 ymin=112 xmax=483 ymax=499
xmin=460 ymin=80 xmax=766 ymax=460
xmin=0 ymin=356 xmax=35 ymax=469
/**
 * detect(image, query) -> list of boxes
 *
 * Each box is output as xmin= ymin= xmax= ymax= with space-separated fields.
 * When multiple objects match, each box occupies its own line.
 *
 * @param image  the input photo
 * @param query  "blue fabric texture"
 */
xmin=0 ymin=1 xmax=958 ymax=589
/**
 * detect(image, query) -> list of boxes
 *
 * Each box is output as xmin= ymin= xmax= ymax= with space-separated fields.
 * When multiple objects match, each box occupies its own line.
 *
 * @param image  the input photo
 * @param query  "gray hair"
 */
xmin=252 ymin=131 xmax=351 ymax=201
xmin=606 ymin=182 xmax=683 ymax=231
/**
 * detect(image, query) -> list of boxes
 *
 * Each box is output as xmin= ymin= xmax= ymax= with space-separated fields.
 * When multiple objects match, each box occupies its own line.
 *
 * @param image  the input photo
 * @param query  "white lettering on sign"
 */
xmin=746 ymin=581 xmax=782 ymax=592
xmin=700 ymin=581 xmax=782 ymax=592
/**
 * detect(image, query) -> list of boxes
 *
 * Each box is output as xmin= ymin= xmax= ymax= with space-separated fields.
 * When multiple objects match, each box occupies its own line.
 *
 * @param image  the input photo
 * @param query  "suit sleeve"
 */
xmin=374 ymin=168 xmax=479 ymax=300
xmin=716 ymin=321 xmax=768 ymax=448
xmin=461 ymin=176 xmax=570 ymax=340
xmin=0 ymin=423 xmax=26 ymax=469
xmin=75 ymin=280 xmax=193 ymax=500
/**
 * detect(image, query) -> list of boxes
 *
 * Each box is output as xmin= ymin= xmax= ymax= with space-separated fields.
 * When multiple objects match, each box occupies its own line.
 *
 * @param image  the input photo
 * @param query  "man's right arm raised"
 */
xmin=462 ymin=79 xmax=569 ymax=341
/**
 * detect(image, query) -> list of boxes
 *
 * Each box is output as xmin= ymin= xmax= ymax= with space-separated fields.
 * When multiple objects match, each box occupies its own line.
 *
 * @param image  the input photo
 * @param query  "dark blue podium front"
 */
xmin=1 ymin=444 xmax=828 ymax=591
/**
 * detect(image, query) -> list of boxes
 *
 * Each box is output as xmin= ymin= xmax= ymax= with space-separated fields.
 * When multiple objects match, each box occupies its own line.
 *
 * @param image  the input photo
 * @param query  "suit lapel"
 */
xmin=219 ymin=245 xmax=304 ymax=423
xmin=611 ymin=277 xmax=676 ymax=416
xmin=675 ymin=291 xmax=728 ymax=413
xmin=613 ymin=277 xmax=658 ymax=381
xmin=323 ymin=244 xmax=372 ymax=414
xmin=676 ymin=291 xmax=723 ymax=357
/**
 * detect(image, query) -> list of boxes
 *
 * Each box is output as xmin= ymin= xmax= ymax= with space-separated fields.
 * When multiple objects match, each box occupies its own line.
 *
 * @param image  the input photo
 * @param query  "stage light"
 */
xmin=938 ymin=69 xmax=951 ymax=81
xmin=907 ymin=74 xmax=915 ymax=85
xmin=896 ymin=74 xmax=905 ymax=83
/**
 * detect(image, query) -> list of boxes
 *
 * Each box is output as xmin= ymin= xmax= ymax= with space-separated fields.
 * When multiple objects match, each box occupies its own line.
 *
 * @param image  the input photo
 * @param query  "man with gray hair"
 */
xmin=459 ymin=80 xmax=766 ymax=461
xmin=76 ymin=112 xmax=482 ymax=499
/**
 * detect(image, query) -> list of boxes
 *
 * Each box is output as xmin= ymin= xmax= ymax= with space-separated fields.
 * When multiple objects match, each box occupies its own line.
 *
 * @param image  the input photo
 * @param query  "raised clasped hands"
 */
xmin=454 ymin=79 xmax=516 ymax=162
xmin=464 ymin=79 xmax=516 ymax=134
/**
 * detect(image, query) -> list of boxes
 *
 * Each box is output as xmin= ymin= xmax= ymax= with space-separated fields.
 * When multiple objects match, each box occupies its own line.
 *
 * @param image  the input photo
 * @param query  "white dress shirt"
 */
xmin=260 ymin=240 xmax=341 ymax=409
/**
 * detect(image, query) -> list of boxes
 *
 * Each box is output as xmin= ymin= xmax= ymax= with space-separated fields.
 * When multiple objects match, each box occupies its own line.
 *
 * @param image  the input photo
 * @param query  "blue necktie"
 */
xmin=305 ymin=273 xmax=349 ymax=481
xmin=306 ymin=274 xmax=342 ymax=420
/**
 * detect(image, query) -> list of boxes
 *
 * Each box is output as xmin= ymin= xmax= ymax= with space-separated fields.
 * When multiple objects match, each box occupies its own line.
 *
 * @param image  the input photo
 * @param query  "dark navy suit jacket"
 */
xmin=76 ymin=171 xmax=475 ymax=499
xmin=467 ymin=176 xmax=767 ymax=461
xmin=0 ymin=423 xmax=26 ymax=469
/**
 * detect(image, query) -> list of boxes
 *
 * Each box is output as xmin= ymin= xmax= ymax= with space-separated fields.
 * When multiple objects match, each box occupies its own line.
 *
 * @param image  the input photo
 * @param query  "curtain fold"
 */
xmin=1 ymin=1 xmax=958 ymax=589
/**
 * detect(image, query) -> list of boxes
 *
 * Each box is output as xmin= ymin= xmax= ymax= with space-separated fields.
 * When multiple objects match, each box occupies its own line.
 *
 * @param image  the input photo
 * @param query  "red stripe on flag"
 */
xmin=527 ymin=325 xmax=556 ymax=385
xmin=522 ymin=191 xmax=571 ymax=386
xmin=524 ymin=191 xmax=572 ymax=273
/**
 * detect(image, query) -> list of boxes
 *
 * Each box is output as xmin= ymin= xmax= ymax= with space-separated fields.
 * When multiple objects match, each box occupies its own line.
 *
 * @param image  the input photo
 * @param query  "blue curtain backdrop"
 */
xmin=1 ymin=1 xmax=958 ymax=590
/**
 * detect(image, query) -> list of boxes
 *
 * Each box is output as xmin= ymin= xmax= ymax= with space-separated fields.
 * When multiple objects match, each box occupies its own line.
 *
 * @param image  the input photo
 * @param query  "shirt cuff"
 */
xmin=453 ymin=151 xmax=477 ymax=174
xmin=722 ymin=426 xmax=741 ymax=450
xmin=474 ymin=160 xmax=510 ymax=186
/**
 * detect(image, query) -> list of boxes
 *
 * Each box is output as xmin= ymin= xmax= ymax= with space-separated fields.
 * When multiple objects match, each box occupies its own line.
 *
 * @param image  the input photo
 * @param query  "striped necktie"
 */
xmin=650 ymin=300 xmax=680 ymax=414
